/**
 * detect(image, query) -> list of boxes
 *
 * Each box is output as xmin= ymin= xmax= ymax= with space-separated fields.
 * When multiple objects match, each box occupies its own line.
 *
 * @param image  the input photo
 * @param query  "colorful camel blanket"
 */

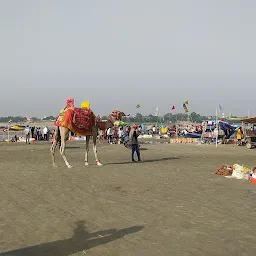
xmin=55 ymin=107 xmax=96 ymax=136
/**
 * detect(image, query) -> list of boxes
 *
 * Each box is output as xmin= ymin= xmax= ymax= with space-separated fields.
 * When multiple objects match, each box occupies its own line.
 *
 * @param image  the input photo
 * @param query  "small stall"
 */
xmin=201 ymin=120 xmax=236 ymax=144
xmin=241 ymin=117 xmax=256 ymax=149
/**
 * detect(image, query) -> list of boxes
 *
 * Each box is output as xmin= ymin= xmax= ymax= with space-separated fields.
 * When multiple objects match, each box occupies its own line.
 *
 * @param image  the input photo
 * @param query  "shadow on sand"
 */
xmin=105 ymin=156 xmax=180 ymax=165
xmin=1 ymin=221 xmax=143 ymax=256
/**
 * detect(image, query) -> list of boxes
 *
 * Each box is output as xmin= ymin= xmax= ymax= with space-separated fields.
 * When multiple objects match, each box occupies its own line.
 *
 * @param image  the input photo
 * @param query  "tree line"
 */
xmin=0 ymin=112 xmax=240 ymax=124
xmin=101 ymin=112 xmax=212 ymax=124
xmin=0 ymin=116 xmax=55 ymax=123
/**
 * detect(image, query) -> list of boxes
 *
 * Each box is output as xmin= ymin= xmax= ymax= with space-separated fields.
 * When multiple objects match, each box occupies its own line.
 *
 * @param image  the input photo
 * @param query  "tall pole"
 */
xmin=187 ymin=101 xmax=190 ymax=122
xmin=216 ymin=107 xmax=218 ymax=148
xmin=7 ymin=123 xmax=10 ymax=142
xmin=159 ymin=110 xmax=161 ymax=127
xmin=155 ymin=107 xmax=159 ymax=127
xmin=174 ymin=109 xmax=178 ymax=137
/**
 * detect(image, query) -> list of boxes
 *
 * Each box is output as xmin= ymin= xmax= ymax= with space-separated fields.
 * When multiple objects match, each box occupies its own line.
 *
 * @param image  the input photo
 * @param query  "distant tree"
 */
xmin=135 ymin=113 xmax=143 ymax=122
xmin=146 ymin=114 xmax=158 ymax=123
xmin=128 ymin=116 xmax=135 ymax=123
xmin=0 ymin=116 xmax=26 ymax=123
xmin=31 ymin=117 xmax=40 ymax=122
xmin=163 ymin=113 xmax=173 ymax=122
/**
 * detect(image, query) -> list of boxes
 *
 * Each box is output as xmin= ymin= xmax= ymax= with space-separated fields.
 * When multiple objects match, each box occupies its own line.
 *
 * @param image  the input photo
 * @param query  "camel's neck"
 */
xmin=105 ymin=120 xmax=114 ymax=130
xmin=105 ymin=115 xmax=116 ymax=129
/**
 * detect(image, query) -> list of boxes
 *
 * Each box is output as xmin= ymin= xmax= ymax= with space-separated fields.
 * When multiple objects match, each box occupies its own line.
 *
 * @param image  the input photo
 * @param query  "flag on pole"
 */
xmin=218 ymin=104 xmax=222 ymax=111
xmin=136 ymin=104 xmax=141 ymax=108
xmin=155 ymin=107 xmax=159 ymax=116
xmin=184 ymin=100 xmax=188 ymax=105
xmin=171 ymin=105 xmax=175 ymax=110
xmin=183 ymin=103 xmax=189 ymax=113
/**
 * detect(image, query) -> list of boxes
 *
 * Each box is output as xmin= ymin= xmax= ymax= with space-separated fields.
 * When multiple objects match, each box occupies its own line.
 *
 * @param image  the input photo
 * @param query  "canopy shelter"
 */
xmin=240 ymin=117 xmax=256 ymax=123
xmin=239 ymin=117 xmax=256 ymax=149
xmin=219 ymin=121 xmax=236 ymax=132
xmin=201 ymin=121 xmax=236 ymax=142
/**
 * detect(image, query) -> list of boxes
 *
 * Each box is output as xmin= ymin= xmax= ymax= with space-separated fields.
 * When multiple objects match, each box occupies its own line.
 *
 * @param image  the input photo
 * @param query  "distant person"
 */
xmin=129 ymin=123 xmax=141 ymax=162
xmin=25 ymin=125 xmax=30 ymax=144
xmin=31 ymin=126 xmax=35 ymax=138
xmin=43 ymin=126 xmax=48 ymax=140
xmin=51 ymin=129 xmax=55 ymax=141
xmin=51 ymin=129 xmax=55 ymax=140
xmin=152 ymin=126 xmax=156 ymax=134
xmin=127 ymin=126 xmax=131 ymax=135
xmin=118 ymin=127 xmax=123 ymax=139
xmin=237 ymin=127 xmax=243 ymax=146
xmin=36 ymin=127 xmax=40 ymax=140
xmin=98 ymin=130 xmax=104 ymax=143
xmin=113 ymin=128 xmax=118 ymax=144
xmin=107 ymin=127 xmax=113 ymax=144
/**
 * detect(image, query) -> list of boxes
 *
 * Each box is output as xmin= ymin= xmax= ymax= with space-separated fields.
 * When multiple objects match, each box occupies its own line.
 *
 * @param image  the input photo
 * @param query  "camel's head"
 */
xmin=110 ymin=110 xmax=125 ymax=121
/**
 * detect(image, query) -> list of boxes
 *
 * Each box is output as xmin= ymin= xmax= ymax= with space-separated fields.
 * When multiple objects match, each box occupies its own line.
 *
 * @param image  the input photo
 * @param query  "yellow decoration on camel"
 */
xmin=81 ymin=101 xmax=90 ymax=109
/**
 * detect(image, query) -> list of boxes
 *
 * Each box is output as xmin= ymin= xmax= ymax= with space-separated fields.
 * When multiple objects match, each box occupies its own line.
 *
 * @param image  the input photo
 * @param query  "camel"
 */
xmin=50 ymin=110 xmax=125 ymax=168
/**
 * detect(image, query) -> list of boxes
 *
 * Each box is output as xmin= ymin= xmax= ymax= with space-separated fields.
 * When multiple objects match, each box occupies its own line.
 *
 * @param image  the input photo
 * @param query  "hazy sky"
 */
xmin=0 ymin=0 xmax=255 ymax=117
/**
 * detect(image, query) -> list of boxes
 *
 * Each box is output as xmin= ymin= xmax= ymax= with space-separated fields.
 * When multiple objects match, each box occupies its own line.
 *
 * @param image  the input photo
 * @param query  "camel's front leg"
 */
xmin=85 ymin=136 xmax=90 ymax=166
xmin=59 ymin=132 xmax=73 ymax=168
xmin=50 ymin=139 xmax=58 ymax=168
xmin=93 ymin=134 xmax=102 ymax=166
xmin=50 ymin=130 xmax=59 ymax=168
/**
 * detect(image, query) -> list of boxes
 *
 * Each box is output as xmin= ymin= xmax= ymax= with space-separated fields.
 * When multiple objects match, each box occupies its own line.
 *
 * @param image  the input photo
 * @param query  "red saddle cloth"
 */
xmin=55 ymin=108 xmax=96 ymax=136
xmin=73 ymin=108 xmax=93 ymax=128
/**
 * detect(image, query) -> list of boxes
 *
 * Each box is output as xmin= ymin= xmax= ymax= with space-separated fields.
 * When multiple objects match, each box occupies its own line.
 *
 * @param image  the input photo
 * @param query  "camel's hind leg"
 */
xmin=59 ymin=127 xmax=73 ymax=168
xmin=92 ymin=132 xmax=102 ymax=166
xmin=50 ymin=128 xmax=60 ymax=168
xmin=85 ymin=136 xmax=90 ymax=166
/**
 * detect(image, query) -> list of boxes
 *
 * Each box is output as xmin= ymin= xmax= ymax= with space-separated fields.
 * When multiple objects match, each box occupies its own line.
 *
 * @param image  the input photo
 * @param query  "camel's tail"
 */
xmin=57 ymin=127 xmax=61 ymax=138
xmin=56 ymin=127 xmax=62 ymax=147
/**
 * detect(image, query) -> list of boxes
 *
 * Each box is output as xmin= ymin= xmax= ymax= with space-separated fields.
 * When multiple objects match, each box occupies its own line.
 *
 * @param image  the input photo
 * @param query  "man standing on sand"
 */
xmin=43 ymin=126 xmax=48 ymax=141
xmin=129 ymin=123 xmax=141 ymax=162
xmin=31 ymin=126 xmax=35 ymax=138
xmin=236 ymin=127 xmax=243 ymax=146
xmin=107 ymin=127 xmax=113 ymax=144
xmin=25 ymin=125 xmax=30 ymax=144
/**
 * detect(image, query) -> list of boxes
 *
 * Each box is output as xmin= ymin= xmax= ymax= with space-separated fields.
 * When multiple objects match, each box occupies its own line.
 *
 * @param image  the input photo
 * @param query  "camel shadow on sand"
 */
xmin=1 ymin=221 xmax=143 ymax=256
xmin=105 ymin=156 xmax=180 ymax=165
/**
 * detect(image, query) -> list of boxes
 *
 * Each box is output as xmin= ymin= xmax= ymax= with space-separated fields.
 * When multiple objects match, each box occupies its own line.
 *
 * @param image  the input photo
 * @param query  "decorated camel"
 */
xmin=50 ymin=99 xmax=125 ymax=168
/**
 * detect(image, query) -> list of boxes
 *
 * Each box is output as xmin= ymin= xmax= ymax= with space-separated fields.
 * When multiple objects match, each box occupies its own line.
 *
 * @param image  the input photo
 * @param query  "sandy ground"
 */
xmin=0 ymin=141 xmax=256 ymax=256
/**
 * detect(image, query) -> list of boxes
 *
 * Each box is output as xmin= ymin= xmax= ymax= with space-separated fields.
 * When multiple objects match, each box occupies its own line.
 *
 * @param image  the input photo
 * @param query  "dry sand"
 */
xmin=0 ymin=141 xmax=256 ymax=255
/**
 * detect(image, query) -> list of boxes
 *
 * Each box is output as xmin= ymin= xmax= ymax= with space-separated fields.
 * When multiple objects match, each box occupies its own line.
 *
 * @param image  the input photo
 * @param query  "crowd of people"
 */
xmin=96 ymin=124 xmax=204 ymax=144
xmin=23 ymin=125 xmax=53 ymax=144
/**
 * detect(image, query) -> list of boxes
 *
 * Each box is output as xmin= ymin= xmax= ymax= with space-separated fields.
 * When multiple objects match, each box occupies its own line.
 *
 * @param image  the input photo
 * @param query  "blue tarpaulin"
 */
xmin=219 ymin=121 xmax=236 ymax=132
